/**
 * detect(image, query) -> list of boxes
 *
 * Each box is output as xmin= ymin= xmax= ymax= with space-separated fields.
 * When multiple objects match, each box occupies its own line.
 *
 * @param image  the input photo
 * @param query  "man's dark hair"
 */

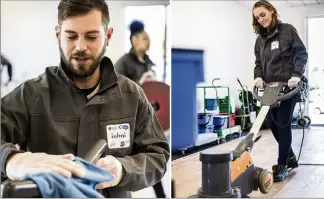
xmin=252 ymin=0 xmax=281 ymax=36
xmin=58 ymin=0 xmax=110 ymax=29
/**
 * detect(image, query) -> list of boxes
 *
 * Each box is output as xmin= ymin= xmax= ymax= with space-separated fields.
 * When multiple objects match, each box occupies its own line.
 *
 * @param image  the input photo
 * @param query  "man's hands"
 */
xmin=254 ymin=77 xmax=264 ymax=89
xmin=139 ymin=71 xmax=155 ymax=85
xmin=95 ymin=155 xmax=123 ymax=189
xmin=288 ymin=76 xmax=300 ymax=88
xmin=6 ymin=152 xmax=86 ymax=180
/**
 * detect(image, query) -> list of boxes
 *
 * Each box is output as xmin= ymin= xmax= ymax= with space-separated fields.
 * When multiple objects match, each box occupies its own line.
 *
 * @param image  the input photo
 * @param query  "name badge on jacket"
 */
xmin=271 ymin=41 xmax=279 ymax=50
xmin=106 ymin=123 xmax=130 ymax=149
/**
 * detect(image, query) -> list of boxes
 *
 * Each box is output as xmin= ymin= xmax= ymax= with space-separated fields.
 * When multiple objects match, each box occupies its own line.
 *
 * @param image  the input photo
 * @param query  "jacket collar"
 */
xmin=97 ymin=56 xmax=119 ymax=92
xmin=261 ymin=22 xmax=282 ymax=40
xmin=58 ymin=56 xmax=122 ymax=103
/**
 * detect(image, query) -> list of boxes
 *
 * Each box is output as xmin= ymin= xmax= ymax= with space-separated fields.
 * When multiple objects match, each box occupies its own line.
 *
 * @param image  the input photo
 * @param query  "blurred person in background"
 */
xmin=115 ymin=20 xmax=166 ymax=198
xmin=1 ymin=53 xmax=13 ymax=86
xmin=115 ymin=20 xmax=155 ymax=86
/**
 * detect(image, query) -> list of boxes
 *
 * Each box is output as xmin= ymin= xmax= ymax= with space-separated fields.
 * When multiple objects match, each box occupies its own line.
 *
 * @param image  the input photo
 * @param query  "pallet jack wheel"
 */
xmin=258 ymin=169 xmax=273 ymax=194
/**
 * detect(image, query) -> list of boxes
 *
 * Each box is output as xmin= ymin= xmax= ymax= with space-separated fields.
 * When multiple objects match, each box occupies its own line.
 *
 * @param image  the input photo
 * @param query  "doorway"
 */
xmin=307 ymin=16 xmax=324 ymax=125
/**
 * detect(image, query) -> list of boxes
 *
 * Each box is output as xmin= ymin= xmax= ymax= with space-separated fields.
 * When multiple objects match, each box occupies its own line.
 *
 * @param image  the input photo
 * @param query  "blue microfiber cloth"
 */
xmin=22 ymin=157 xmax=115 ymax=198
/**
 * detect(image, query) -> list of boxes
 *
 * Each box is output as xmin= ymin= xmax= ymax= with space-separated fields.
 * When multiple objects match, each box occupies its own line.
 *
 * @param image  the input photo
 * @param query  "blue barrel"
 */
xmin=171 ymin=48 xmax=204 ymax=150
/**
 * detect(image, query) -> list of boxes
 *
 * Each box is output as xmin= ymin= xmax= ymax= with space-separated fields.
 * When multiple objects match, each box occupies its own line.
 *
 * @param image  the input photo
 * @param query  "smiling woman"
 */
xmin=252 ymin=0 xmax=281 ymax=36
xmin=252 ymin=0 xmax=308 ymax=182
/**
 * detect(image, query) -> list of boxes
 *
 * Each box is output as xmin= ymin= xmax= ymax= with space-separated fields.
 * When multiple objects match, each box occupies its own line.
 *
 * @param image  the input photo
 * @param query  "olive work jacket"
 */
xmin=0 ymin=56 xmax=170 ymax=198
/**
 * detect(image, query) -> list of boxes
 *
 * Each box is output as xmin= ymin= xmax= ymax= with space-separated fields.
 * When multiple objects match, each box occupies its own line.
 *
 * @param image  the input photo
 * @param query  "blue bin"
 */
xmin=197 ymin=113 xmax=212 ymax=125
xmin=213 ymin=115 xmax=228 ymax=130
xmin=205 ymin=99 xmax=217 ymax=110
xmin=198 ymin=113 xmax=213 ymax=134
xmin=198 ymin=125 xmax=214 ymax=134
xmin=171 ymin=48 xmax=204 ymax=150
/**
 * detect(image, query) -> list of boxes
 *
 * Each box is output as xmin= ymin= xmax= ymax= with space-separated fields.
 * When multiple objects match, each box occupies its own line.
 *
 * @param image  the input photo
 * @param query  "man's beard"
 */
xmin=59 ymin=42 xmax=106 ymax=79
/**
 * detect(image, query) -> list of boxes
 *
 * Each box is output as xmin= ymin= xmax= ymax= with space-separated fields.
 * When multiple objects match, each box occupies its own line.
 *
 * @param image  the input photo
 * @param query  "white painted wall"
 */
xmin=1 ymin=0 xmax=168 ymax=95
xmin=172 ymin=1 xmax=256 ymax=109
xmin=276 ymin=4 xmax=324 ymax=77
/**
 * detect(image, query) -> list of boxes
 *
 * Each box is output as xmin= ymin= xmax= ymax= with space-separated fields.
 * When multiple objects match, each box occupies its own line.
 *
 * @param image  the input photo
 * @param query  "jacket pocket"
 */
xmin=99 ymin=116 xmax=136 ymax=157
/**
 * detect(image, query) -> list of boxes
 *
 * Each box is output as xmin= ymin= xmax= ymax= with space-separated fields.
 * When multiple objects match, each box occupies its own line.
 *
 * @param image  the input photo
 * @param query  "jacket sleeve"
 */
xmin=0 ymin=83 xmax=32 ymax=179
xmin=115 ymin=87 xmax=170 ymax=191
xmin=254 ymin=38 xmax=263 ymax=79
xmin=289 ymin=25 xmax=308 ymax=78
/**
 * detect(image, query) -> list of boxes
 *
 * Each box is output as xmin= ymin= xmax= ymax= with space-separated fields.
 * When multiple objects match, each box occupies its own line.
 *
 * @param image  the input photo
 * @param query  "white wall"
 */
xmin=277 ymin=4 xmax=324 ymax=77
xmin=1 ymin=0 xmax=168 ymax=95
xmin=172 ymin=1 xmax=256 ymax=108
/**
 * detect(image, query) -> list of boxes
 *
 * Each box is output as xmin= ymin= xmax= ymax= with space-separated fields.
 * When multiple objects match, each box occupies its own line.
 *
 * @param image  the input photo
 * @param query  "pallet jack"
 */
xmin=190 ymin=81 xmax=303 ymax=198
xmin=1 ymin=139 xmax=108 ymax=198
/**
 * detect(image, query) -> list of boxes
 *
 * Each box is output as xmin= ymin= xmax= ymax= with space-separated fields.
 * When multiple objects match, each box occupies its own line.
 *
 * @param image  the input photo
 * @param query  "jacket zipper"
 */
xmin=262 ymin=39 xmax=267 ymax=81
xmin=262 ymin=29 xmax=280 ymax=82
